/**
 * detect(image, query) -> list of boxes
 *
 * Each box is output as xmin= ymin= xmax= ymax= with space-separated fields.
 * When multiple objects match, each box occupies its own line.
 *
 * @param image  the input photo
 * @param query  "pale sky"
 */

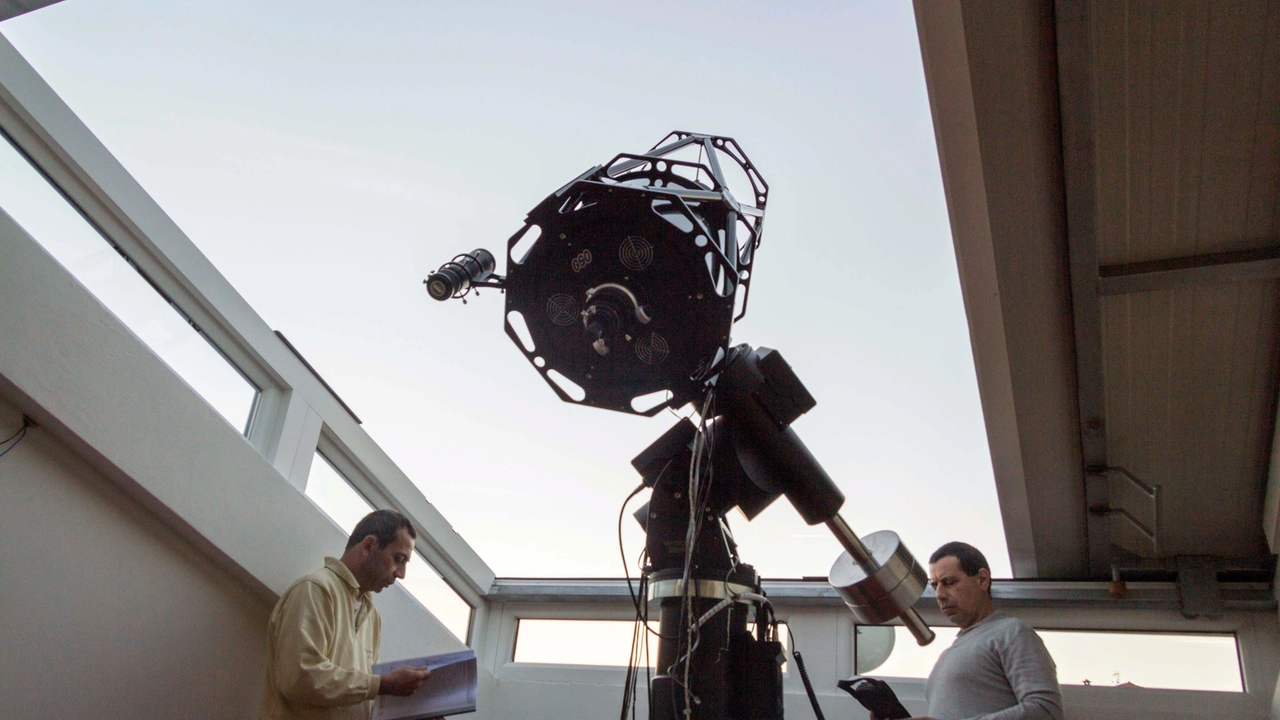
xmin=3 ymin=0 xmax=1012 ymax=579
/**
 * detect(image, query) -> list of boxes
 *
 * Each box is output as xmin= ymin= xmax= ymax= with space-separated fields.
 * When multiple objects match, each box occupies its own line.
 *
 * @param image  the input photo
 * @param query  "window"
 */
xmin=856 ymin=625 xmax=1243 ymax=692
xmin=1039 ymin=629 xmax=1241 ymax=692
xmin=304 ymin=451 xmax=377 ymax=534
xmin=513 ymin=619 xmax=787 ymax=668
xmin=399 ymin=557 xmax=474 ymax=644
xmin=857 ymin=625 xmax=959 ymax=678
xmin=0 ymin=133 xmax=258 ymax=432
xmin=514 ymin=619 xmax=644 ymax=666
xmin=304 ymin=451 xmax=473 ymax=642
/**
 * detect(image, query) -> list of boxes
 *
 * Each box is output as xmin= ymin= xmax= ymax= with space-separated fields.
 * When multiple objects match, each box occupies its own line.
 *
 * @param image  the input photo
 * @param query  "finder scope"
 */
xmin=425 ymin=248 xmax=496 ymax=301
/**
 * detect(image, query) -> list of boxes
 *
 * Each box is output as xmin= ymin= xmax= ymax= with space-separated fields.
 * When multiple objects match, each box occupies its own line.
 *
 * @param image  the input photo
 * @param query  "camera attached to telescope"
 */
xmin=426 ymin=132 xmax=932 ymax=720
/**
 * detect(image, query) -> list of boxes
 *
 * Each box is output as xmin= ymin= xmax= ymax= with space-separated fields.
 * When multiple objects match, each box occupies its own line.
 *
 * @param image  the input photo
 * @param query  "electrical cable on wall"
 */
xmin=0 ymin=416 xmax=35 ymax=461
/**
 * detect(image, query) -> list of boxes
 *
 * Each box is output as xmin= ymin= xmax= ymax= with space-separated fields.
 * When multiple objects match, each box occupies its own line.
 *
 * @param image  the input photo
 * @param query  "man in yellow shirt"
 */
xmin=260 ymin=509 xmax=436 ymax=719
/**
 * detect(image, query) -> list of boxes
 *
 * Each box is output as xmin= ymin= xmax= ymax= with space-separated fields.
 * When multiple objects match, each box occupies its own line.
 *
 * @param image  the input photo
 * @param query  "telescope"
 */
xmin=426 ymin=131 xmax=933 ymax=720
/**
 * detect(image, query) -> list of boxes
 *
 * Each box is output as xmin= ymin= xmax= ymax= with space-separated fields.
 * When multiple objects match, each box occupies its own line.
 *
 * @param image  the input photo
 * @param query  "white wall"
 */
xmin=0 ymin=208 xmax=463 ymax=717
xmin=0 ymin=397 xmax=271 ymax=719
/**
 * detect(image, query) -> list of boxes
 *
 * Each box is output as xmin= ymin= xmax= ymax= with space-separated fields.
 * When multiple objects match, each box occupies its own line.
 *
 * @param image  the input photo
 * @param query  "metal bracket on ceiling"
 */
xmin=1087 ymin=466 xmax=1162 ymax=557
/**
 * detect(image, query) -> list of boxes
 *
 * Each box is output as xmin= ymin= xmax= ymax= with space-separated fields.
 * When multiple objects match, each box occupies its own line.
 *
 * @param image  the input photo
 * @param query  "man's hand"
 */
xmin=378 ymin=666 xmax=432 ymax=696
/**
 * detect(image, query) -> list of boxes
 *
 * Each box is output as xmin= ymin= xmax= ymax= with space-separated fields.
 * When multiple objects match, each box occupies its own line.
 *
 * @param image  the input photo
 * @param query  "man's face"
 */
xmin=928 ymin=556 xmax=991 ymax=629
xmin=356 ymin=527 xmax=414 ymax=594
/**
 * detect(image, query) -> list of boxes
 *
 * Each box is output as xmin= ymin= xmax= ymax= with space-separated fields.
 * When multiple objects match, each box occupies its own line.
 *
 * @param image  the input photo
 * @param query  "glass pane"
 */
xmin=0 ymin=133 xmax=257 ymax=432
xmin=859 ymin=625 xmax=1243 ymax=692
xmin=1039 ymin=630 xmax=1241 ymax=692
xmin=400 ymin=552 xmax=473 ymax=644
xmin=865 ymin=626 xmax=960 ymax=679
xmin=304 ymin=452 xmax=376 ymax=534
xmin=306 ymin=452 xmax=473 ymax=643
xmin=514 ymin=619 xmax=648 ymax=667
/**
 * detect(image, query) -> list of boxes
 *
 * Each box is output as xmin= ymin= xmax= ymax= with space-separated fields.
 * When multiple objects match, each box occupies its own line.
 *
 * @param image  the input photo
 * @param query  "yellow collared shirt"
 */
xmin=260 ymin=557 xmax=383 ymax=720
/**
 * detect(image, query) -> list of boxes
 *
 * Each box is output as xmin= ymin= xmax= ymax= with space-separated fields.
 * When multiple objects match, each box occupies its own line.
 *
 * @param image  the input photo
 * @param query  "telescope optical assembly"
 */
xmin=501 ymin=132 xmax=766 ymax=415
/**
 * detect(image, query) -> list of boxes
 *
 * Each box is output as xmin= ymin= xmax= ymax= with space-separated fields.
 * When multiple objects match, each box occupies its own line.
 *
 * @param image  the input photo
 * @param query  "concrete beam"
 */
xmin=914 ymin=0 xmax=1088 ymax=578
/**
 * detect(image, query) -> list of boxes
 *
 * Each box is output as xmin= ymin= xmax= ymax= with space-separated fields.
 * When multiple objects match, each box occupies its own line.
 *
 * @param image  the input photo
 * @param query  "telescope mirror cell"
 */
xmin=828 ymin=530 xmax=928 ymax=625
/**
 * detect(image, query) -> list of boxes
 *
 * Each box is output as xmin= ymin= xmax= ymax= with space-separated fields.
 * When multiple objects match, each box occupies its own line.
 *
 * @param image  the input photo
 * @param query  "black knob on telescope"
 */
xmin=426 ymin=249 xmax=496 ymax=301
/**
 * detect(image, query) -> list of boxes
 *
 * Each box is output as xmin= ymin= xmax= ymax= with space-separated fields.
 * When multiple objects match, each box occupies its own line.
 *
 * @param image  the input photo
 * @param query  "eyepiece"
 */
xmin=425 ymin=249 xmax=496 ymax=301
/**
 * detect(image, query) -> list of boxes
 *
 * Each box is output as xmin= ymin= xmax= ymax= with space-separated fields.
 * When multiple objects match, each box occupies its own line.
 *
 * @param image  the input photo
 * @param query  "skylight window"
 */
xmin=304 ymin=451 xmax=473 ymax=642
xmin=0 ymin=132 xmax=259 ymax=433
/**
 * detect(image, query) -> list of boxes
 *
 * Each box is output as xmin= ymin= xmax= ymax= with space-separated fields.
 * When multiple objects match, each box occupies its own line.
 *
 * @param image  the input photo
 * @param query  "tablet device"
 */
xmin=836 ymin=676 xmax=911 ymax=719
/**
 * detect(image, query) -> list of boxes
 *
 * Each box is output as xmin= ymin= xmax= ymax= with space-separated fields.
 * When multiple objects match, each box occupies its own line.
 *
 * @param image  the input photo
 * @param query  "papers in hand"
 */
xmin=372 ymin=649 xmax=478 ymax=719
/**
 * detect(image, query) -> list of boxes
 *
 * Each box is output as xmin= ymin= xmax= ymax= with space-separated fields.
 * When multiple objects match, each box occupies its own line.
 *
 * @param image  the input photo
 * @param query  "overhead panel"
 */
xmin=1102 ymin=282 xmax=1277 ymax=558
xmin=1086 ymin=0 xmax=1280 ymax=560
xmin=915 ymin=0 xmax=1088 ymax=579
xmin=1091 ymin=1 xmax=1280 ymax=267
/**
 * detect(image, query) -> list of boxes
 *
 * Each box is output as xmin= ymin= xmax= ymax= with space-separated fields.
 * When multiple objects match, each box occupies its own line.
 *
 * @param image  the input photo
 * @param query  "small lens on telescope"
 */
xmin=426 ymin=276 xmax=452 ymax=300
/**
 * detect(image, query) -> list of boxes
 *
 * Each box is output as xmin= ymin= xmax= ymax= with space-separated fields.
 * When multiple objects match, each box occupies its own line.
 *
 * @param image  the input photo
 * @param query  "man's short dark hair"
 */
xmin=346 ymin=509 xmax=416 ymax=551
xmin=929 ymin=541 xmax=990 ymax=577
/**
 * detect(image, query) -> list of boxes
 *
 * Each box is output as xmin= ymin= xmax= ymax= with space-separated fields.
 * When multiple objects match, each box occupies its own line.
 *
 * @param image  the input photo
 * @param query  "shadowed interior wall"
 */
xmin=0 ymin=398 xmax=271 ymax=719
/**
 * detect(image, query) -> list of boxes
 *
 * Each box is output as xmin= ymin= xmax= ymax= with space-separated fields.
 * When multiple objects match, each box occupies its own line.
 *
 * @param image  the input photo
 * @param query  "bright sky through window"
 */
xmin=2 ymin=1 xmax=1007 ymax=579
xmin=0 ymin=114 xmax=258 ymax=431
xmin=305 ymin=453 xmax=473 ymax=641
xmin=866 ymin=626 xmax=1243 ymax=693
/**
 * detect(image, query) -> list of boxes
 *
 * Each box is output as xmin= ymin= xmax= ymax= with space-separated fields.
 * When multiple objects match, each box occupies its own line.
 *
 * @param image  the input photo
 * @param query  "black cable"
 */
xmin=621 ymin=603 xmax=644 ymax=720
xmin=0 ymin=424 xmax=23 ymax=446
xmin=786 ymin=625 xmax=827 ymax=720
xmin=794 ymin=651 xmax=827 ymax=720
xmin=618 ymin=464 xmax=677 ymax=640
xmin=643 ymin=578 xmax=652 ymax=709
xmin=619 ymin=481 xmax=649 ymax=619
xmin=618 ymin=463 xmax=682 ymax=720
xmin=0 ymin=423 xmax=29 ymax=461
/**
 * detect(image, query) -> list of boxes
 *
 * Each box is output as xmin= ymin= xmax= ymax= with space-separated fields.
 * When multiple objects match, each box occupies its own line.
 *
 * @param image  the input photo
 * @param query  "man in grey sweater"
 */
xmin=878 ymin=542 xmax=1064 ymax=720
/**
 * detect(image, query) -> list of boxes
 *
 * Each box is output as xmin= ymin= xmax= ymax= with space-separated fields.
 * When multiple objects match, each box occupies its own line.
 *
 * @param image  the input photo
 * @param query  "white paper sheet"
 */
xmin=372 ymin=649 xmax=477 ymax=719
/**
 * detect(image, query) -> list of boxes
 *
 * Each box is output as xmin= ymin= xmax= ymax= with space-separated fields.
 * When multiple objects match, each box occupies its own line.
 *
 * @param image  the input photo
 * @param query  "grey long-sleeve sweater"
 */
xmin=924 ymin=612 xmax=1064 ymax=720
